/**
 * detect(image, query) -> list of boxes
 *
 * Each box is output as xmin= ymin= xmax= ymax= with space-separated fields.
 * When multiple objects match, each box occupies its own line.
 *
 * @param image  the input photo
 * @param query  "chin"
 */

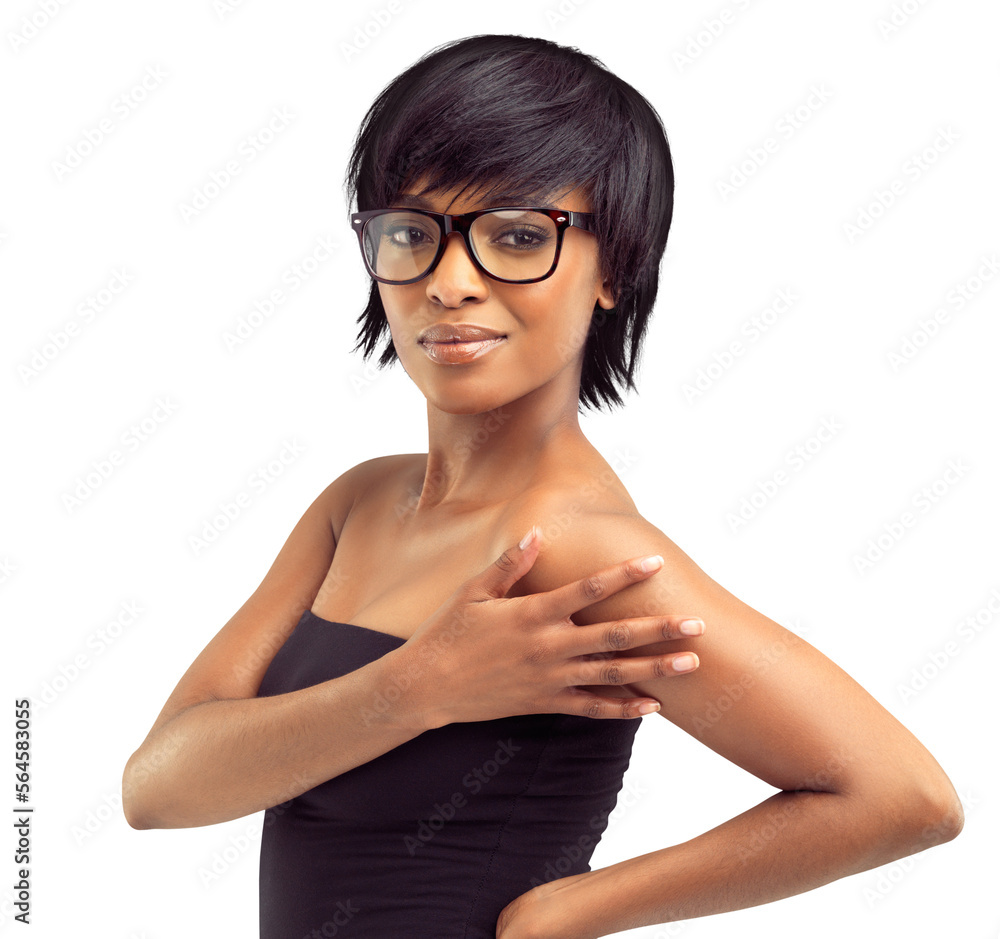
xmin=423 ymin=386 xmax=514 ymax=417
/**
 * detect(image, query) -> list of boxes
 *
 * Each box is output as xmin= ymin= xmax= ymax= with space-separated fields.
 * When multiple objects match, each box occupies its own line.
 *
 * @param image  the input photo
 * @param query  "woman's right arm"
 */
xmin=121 ymin=465 xmax=430 ymax=830
xmin=123 ymin=470 xmax=703 ymax=831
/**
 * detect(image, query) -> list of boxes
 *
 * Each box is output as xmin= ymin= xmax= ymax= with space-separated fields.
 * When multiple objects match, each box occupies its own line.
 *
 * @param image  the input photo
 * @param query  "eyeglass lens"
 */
xmin=362 ymin=210 xmax=558 ymax=283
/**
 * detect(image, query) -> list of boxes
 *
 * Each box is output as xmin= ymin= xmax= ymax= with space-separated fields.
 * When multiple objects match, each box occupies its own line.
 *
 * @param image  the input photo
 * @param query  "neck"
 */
xmin=410 ymin=373 xmax=593 ymax=516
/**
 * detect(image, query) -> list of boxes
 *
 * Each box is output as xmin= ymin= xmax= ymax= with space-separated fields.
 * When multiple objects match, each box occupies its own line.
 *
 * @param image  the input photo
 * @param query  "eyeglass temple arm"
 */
xmin=566 ymin=211 xmax=596 ymax=232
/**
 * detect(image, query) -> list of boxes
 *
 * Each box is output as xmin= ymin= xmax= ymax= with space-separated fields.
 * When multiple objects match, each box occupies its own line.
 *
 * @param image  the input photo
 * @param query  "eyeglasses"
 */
xmin=350 ymin=206 xmax=596 ymax=285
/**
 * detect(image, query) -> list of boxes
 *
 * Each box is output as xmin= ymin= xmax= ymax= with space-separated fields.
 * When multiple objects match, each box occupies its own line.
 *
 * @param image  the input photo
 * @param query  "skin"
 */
xmin=310 ymin=180 xmax=632 ymax=637
xmin=310 ymin=180 xmax=964 ymax=938
xmin=383 ymin=182 xmax=617 ymax=513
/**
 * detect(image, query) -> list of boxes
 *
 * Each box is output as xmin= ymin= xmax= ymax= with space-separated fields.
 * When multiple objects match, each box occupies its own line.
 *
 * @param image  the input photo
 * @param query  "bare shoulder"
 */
xmin=507 ymin=489 xmax=804 ymax=687
xmin=497 ymin=466 xmax=691 ymax=598
xmin=332 ymin=453 xmax=425 ymax=530
xmin=337 ymin=452 xmax=420 ymax=490
xmin=507 ymin=491 xmax=720 ymax=627
xmin=508 ymin=493 xmax=960 ymax=818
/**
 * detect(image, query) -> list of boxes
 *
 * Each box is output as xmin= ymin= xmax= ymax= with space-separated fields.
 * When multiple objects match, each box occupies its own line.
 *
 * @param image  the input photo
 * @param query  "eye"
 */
xmin=491 ymin=226 xmax=550 ymax=250
xmin=386 ymin=225 xmax=435 ymax=248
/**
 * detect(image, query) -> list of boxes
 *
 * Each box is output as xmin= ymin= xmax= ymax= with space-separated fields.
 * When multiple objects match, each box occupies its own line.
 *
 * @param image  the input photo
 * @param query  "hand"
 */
xmin=400 ymin=525 xmax=703 ymax=729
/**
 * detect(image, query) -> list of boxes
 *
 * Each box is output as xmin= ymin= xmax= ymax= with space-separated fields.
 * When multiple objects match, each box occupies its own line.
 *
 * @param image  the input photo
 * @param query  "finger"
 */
xmin=555 ymin=687 xmax=664 ymax=720
xmin=561 ymin=615 xmax=705 ymax=657
xmin=567 ymin=651 xmax=700 ymax=687
xmin=536 ymin=553 xmax=665 ymax=623
xmin=465 ymin=524 xmax=543 ymax=602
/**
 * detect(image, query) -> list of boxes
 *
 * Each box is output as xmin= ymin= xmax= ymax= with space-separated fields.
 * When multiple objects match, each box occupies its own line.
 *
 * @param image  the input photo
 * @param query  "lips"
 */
xmin=418 ymin=323 xmax=507 ymax=344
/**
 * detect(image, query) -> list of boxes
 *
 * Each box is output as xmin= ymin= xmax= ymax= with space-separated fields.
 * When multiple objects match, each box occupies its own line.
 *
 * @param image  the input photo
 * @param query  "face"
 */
xmin=375 ymin=182 xmax=616 ymax=416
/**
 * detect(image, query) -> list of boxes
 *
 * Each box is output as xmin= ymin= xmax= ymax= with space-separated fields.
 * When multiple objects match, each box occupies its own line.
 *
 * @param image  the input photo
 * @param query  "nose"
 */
xmin=424 ymin=232 xmax=490 ymax=307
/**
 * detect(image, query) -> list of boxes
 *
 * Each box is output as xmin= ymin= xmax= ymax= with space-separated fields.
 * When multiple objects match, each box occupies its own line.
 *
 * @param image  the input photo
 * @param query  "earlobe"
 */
xmin=596 ymin=278 xmax=616 ymax=311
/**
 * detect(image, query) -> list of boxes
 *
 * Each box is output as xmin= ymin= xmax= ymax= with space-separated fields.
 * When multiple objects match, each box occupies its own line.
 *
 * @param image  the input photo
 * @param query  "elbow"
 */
xmin=124 ymin=809 xmax=151 ymax=831
xmin=122 ymin=752 xmax=159 ymax=831
xmin=915 ymin=785 xmax=964 ymax=847
xmin=897 ymin=772 xmax=965 ymax=851
xmin=123 ymin=800 xmax=153 ymax=831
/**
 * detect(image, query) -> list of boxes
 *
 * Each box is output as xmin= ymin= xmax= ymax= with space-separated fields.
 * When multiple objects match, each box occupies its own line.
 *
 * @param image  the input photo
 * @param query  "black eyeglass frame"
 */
xmin=350 ymin=206 xmax=597 ymax=285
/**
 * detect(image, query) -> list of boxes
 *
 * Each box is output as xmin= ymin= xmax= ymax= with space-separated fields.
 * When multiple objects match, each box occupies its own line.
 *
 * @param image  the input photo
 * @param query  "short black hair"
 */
xmin=344 ymin=33 xmax=674 ymax=412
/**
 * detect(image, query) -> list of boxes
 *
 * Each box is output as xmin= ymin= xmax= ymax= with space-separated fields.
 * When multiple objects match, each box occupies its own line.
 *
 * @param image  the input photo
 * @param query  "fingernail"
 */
xmin=519 ymin=526 xmax=536 ymax=550
xmin=679 ymin=619 xmax=704 ymax=636
xmin=639 ymin=555 xmax=663 ymax=572
xmin=672 ymin=654 xmax=698 ymax=672
xmin=638 ymin=701 xmax=660 ymax=715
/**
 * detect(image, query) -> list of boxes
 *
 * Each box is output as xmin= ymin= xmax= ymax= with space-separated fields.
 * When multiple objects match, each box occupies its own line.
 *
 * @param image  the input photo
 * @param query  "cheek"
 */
xmin=504 ymin=297 xmax=595 ymax=382
xmin=527 ymin=275 xmax=600 ymax=342
xmin=378 ymin=287 xmax=421 ymax=348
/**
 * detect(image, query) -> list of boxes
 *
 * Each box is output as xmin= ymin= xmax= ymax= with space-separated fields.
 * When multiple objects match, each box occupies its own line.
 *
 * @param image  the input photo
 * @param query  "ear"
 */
xmin=595 ymin=276 xmax=615 ymax=311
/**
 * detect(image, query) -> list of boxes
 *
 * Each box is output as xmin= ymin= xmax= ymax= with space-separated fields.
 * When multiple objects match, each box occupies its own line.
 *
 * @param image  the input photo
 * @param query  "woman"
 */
xmin=122 ymin=34 xmax=962 ymax=938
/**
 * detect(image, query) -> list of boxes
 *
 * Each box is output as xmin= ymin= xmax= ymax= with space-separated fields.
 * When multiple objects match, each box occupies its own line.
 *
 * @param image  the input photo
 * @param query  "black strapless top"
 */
xmin=256 ymin=609 xmax=641 ymax=938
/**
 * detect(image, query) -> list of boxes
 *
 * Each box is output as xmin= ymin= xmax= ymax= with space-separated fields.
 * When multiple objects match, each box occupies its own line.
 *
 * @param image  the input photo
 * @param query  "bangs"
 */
xmin=393 ymin=177 xmax=590 ymax=213
xmin=348 ymin=36 xmax=618 ymax=213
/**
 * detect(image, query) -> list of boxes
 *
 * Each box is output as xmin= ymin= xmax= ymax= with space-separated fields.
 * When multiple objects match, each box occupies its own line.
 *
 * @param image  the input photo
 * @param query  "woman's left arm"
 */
xmin=496 ymin=512 xmax=963 ymax=939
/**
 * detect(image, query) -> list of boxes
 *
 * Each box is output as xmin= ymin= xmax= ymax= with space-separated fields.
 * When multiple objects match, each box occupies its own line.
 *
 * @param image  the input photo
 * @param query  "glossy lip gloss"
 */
xmin=419 ymin=337 xmax=507 ymax=364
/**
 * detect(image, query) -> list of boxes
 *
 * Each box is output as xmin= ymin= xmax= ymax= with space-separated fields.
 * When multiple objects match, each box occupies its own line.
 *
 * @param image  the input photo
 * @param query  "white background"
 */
xmin=2 ymin=0 xmax=998 ymax=936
